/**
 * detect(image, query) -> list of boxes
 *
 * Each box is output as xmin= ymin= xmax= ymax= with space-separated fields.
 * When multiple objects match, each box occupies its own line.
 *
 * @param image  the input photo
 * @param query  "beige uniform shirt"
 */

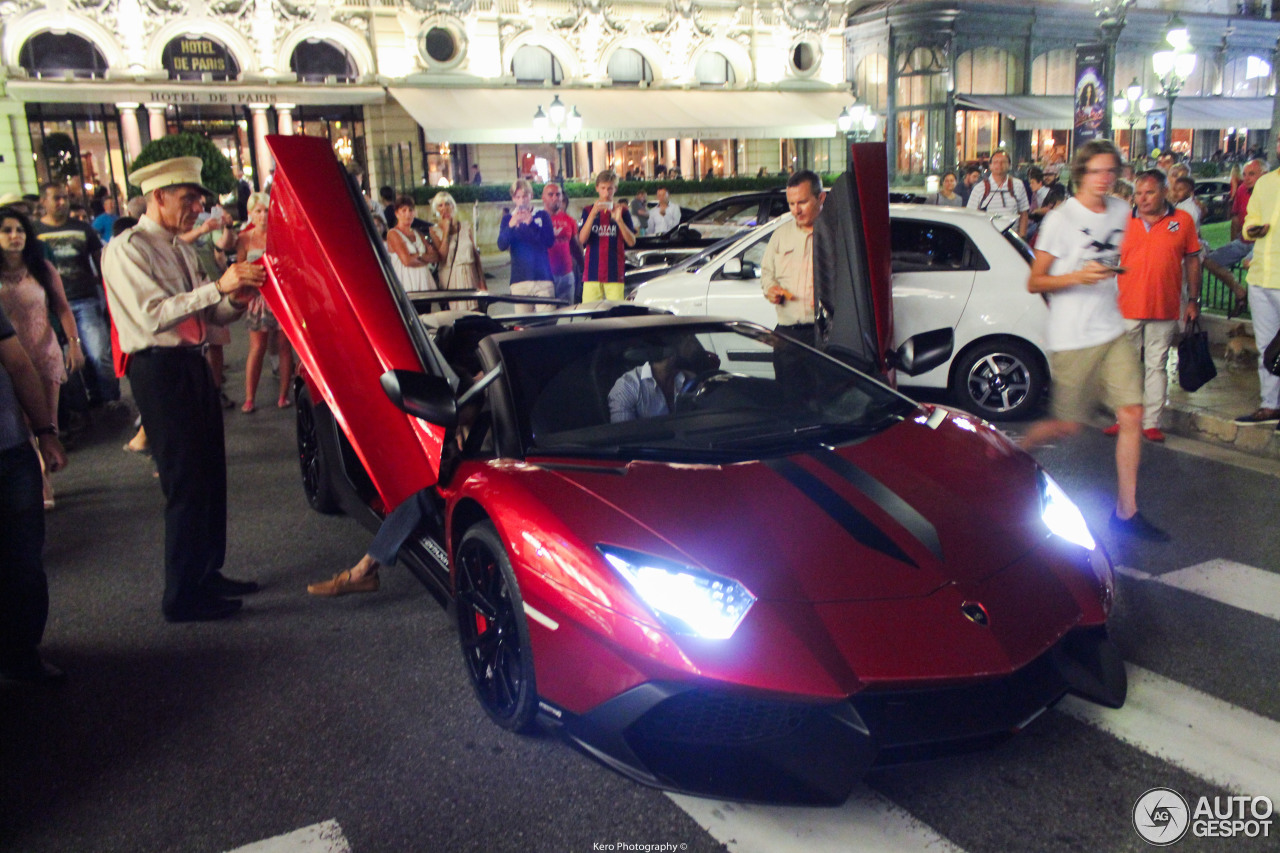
xmin=103 ymin=215 xmax=244 ymax=353
xmin=760 ymin=218 xmax=815 ymax=325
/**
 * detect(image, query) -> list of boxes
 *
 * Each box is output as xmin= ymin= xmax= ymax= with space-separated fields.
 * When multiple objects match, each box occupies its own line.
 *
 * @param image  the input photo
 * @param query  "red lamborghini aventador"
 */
xmin=262 ymin=135 xmax=1126 ymax=805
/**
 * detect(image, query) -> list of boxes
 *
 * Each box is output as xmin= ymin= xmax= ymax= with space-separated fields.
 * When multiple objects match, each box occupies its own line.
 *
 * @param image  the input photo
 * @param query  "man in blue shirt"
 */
xmin=92 ymin=196 xmax=119 ymax=243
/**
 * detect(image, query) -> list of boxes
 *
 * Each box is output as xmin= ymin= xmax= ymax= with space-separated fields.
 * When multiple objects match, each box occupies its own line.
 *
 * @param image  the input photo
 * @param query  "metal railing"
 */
xmin=1202 ymin=262 xmax=1250 ymax=318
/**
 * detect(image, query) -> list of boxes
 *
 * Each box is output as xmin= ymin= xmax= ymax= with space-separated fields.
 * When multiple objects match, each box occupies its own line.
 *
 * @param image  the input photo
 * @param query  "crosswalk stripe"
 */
xmin=1116 ymin=560 xmax=1280 ymax=622
xmin=224 ymin=820 xmax=351 ymax=853
xmin=1059 ymin=665 xmax=1280 ymax=803
xmin=669 ymin=788 xmax=965 ymax=853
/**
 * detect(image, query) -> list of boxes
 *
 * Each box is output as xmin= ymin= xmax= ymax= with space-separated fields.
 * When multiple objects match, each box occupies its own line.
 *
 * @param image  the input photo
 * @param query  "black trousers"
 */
xmin=0 ymin=442 xmax=48 ymax=677
xmin=127 ymin=347 xmax=227 ymax=613
xmin=773 ymin=322 xmax=818 ymax=403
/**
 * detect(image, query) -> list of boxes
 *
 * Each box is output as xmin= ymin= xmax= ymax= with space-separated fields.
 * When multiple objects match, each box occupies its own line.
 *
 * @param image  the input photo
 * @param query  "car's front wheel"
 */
xmin=950 ymin=339 xmax=1047 ymax=421
xmin=295 ymin=384 xmax=341 ymax=514
xmin=455 ymin=521 xmax=538 ymax=732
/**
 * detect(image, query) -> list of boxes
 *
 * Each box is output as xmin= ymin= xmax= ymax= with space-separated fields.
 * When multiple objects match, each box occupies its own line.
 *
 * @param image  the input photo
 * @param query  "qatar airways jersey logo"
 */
xmin=592 ymin=222 xmax=619 ymax=238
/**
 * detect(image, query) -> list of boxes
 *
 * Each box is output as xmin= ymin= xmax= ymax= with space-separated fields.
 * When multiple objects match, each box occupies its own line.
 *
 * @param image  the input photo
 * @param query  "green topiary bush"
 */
xmin=127 ymin=133 xmax=235 ymax=197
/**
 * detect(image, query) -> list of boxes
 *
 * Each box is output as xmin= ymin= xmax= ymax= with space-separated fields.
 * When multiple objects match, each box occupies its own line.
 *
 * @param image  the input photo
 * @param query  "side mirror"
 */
xmin=888 ymin=328 xmax=954 ymax=377
xmin=381 ymin=369 xmax=457 ymax=428
xmin=721 ymin=257 xmax=744 ymax=278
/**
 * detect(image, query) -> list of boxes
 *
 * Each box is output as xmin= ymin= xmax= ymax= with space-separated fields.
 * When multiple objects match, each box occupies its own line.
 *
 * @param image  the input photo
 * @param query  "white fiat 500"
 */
xmin=631 ymin=204 xmax=1048 ymax=421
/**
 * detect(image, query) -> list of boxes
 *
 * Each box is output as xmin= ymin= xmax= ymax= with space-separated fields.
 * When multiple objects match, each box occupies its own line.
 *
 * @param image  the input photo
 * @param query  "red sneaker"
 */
xmin=1102 ymin=423 xmax=1120 ymax=436
xmin=1142 ymin=428 xmax=1166 ymax=442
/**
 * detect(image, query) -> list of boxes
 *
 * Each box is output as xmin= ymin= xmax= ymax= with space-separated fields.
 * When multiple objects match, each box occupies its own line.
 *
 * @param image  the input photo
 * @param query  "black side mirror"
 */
xmin=888 ymin=328 xmax=954 ymax=377
xmin=381 ymin=369 xmax=457 ymax=428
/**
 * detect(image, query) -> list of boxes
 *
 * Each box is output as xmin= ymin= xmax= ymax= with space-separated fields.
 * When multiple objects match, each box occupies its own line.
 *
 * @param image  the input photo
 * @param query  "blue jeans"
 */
xmin=552 ymin=272 xmax=576 ymax=305
xmin=1207 ymin=239 xmax=1252 ymax=269
xmin=69 ymin=295 xmax=120 ymax=404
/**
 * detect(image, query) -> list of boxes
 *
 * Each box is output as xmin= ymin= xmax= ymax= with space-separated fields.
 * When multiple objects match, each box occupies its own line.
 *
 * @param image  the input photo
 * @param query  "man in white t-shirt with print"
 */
xmin=966 ymin=149 xmax=1030 ymax=237
xmin=1021 ymin=139 xmax=1168 ymax=542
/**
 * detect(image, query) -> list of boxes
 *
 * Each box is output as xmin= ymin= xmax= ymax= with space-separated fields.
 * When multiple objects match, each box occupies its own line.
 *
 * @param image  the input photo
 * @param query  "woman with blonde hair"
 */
xmin=430 ymin=191 xmax=485 ymax=310
xmin=237 ymin=191 xmax=293 ymax=412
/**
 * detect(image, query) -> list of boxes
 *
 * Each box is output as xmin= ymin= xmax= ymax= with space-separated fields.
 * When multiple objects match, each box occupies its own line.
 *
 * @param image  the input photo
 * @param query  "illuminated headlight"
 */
xmin=1037 ymin=470 xmax=1096 ymax=551
xmin=599 ymin=546 xmax=755 ymax=640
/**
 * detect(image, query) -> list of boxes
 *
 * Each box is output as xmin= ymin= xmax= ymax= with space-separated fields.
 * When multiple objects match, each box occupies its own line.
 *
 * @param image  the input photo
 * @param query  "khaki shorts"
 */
xmin=1049 ymin=336 xmax=1143 ymax=424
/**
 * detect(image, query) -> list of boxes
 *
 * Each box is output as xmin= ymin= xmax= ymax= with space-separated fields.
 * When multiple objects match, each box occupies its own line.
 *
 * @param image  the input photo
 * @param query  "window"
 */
xmin=695 ymin=52 xmax=735 ymax=87
xmin=18 ymin=32 xmax=109 ymax=79
xmin=512 ymin=45 xmax=564 ymax=85
xmin=608 ymin=49 xmax=653 ymax=86
xmin=890 ymin=220 xmax=985 ymax=273
xmin=955 ymin=48 xmax=1020 ymax=96
xmin=791 ymin=42 xmax=818 ymax=75
xmin=1222 ymin=55 xmax=1273 ymax=98
xmin=854 ymin=54 xmax=889 ymax=111
xmin=1030 ymin=49 xmax=1075 ymax=96
xmin=290 ymin=39 xmax=358 ymax=83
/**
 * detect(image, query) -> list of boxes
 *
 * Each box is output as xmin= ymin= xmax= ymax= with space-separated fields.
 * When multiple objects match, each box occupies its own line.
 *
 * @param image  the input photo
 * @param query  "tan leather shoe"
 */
xmin=307 ymin=570 xmax=379 ymax=597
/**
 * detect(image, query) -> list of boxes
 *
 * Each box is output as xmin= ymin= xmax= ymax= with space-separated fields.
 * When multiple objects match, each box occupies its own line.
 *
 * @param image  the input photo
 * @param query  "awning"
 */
xmin=957 ymin=95 xmax=1273 ymax=131
xmin=388 ymin=87 xmax=855 ymax=143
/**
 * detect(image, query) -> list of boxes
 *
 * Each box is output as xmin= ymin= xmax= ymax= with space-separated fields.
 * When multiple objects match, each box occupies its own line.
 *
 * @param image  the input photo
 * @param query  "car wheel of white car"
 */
xmin=951 ymin=339 xmax=1046 ymax=421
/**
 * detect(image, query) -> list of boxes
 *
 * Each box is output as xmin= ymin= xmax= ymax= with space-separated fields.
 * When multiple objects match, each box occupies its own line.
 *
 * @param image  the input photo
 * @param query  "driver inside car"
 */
xmin=608 ymin=335 xmax=719 ymax=423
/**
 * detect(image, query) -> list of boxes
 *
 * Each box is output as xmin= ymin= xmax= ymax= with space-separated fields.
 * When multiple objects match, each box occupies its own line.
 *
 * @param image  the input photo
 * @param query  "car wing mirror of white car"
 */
xmin=888 ymin=328 xmax=954 ymax=377
xmin=381 ymin=369 xmax=458 ymax=429
xmin=721 ymin=257 xmax=744 ymax=278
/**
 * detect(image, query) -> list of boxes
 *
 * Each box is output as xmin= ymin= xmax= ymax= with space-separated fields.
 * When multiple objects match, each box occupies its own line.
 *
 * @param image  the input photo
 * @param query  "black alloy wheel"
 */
xmin=455 ymin=521 xmax=538 ymax=732
xmin=951 ymin=339 xmax=1047 ymax=421
xmin=295 ymin=385 xmax=340 ymax=514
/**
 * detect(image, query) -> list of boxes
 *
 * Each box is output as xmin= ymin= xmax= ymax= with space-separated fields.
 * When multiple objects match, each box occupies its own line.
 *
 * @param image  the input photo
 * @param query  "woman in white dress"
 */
xmin=430 ymin=191 xmax=484 ymax=311
xmin=387 ymin=195 xmax=437 ymax=295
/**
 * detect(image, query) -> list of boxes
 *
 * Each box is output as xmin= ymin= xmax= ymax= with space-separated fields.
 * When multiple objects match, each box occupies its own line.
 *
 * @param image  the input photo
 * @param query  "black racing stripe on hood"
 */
xmin=806 ymin=449 xmax=944 ymax=562
xmin=765 ymin=458 xmax=917 ymax=568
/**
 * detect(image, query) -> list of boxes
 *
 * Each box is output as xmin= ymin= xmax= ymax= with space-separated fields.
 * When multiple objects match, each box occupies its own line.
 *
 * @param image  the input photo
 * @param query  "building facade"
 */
xmin=0 ymin=0 xmax=864 ymax=201
xmin=846 ymin=0 xmax=1280 ymax=182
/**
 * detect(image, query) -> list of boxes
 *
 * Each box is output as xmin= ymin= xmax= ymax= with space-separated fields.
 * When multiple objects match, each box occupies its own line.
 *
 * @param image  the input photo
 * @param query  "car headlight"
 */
xmin=1037 ymin=470 xmax=1096 ymax=551
xmin=598 ymin=545 xmax=755 ymax=640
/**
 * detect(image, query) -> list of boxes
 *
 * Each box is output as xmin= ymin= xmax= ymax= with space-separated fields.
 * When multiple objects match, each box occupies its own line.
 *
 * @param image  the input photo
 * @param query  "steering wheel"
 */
xmin=675 ymin=369 xmax=729 ymax=412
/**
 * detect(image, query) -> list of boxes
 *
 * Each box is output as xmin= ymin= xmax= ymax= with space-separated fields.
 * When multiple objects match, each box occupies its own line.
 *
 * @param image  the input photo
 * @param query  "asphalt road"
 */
xmin=3 ymin=328 xmax=1280 ymax=853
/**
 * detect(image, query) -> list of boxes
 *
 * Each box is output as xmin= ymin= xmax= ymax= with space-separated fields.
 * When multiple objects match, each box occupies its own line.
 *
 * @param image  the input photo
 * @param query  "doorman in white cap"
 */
xmin=103 ymin=156 xmax=266 ymax=623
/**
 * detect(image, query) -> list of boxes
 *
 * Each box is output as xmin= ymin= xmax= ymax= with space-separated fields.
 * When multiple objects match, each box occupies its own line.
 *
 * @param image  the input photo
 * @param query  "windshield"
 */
xmin=500 ymin=322 xmax=915 ymax=462
xmin=664 ymin=233 xmax=749 ymax=274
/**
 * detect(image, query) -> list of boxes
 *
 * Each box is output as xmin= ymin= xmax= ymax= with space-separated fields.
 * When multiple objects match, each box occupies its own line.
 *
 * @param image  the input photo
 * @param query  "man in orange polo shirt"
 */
xmin=1110 ymin=169 xmax=1201 ymax=442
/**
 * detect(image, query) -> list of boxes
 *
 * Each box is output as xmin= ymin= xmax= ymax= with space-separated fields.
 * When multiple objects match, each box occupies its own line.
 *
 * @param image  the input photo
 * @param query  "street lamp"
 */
xmin=1152 ymin=15 xmax=1196 ymax=154
xmin=1091 ymin=0 xmax=1137 ymax=140
xmin=532 ymin=94 xmax=582 ymax=183
xmin=1112 ymin=77 xmax=1154 ymax=162
xmin=836 ymin=101 xmax=878 ymax=170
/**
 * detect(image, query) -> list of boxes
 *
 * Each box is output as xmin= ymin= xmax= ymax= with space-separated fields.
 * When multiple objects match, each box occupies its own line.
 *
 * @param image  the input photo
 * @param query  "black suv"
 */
xmin=627 ymin=190 xmax=790 ymax=270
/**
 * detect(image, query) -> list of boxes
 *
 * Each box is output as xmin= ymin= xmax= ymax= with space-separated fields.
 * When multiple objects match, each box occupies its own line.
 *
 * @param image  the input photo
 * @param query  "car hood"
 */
xmin=528 ymin=408 xmax=1047 ymax=603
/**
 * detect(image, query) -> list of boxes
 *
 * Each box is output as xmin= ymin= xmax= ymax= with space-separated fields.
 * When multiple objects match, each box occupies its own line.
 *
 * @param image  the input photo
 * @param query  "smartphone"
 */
xmin=1098 ymin=263 xmax=1126 ymax=274
xmin=1247 ymin=225 xmax=1268 ymax=239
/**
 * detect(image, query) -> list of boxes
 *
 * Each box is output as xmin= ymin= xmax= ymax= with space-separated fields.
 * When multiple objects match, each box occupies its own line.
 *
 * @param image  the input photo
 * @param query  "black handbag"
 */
xmin=1177 ymin=319 xmax=1218 ymax=392
xmin=1264 ymin=328 xmax=1280 ymax=377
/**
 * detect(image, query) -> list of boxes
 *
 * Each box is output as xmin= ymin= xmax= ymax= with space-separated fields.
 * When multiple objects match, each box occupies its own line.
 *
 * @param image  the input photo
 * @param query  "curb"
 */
xmin=1165 ymin=402 xmax=1280 ymax=459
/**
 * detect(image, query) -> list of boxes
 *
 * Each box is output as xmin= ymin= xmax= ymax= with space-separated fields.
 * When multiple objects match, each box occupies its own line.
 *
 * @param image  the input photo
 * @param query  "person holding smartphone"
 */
xmin=497 ymin=178 xmax=555 ymax=314
xmin=1022 ymin=140 xmax=1167 ymax=542
xmin=578 ymin=170 xmax=635 ymax=302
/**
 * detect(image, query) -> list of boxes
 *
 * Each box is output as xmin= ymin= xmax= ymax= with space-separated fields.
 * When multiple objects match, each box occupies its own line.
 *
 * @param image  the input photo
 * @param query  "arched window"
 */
xmin=695 ymin=51 xmax=734 ymax=87
xmin=955 ymin=47 xmax=1020 ymax=96
xmin=1115 ymin=52 xmax=1213 ymax=98
xmin=854 ymin=54 xmax=889 ymax=111
xmin=1222 ymin=55 xmax=1273 ymax=97
xmin=512 ymin=45 xmax=564 ymax=85
xmin=18 ymin=32 xmax=109 ymax=79
xmin=608 ymin=49 xmax=653 ymax=86
xmin=162 ymin=35 xmax=240 ymax=82
xmin=1030 ymin=49 xmax=1074 ymax=96
xmin=290 ymin=39 xmax=358 ymax=83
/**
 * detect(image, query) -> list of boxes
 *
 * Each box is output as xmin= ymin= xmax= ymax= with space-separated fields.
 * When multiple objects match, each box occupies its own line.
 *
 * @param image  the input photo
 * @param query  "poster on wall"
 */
xmin=1074 ymin=44 xmax=1109 ymax=145
xmin=1146 ymin=109 xmax=1168 ymax=157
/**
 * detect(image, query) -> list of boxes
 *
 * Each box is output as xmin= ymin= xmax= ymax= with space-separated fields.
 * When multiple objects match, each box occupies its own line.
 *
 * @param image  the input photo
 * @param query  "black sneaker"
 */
xmin=1109 ymin=511 xmax=1171 ymax=542
xmin=1234 ymin=408 xmax=1280 ymax=425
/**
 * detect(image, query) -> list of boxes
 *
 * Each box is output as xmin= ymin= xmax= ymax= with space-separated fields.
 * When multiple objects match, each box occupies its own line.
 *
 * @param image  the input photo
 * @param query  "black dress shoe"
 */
xmin=164 ymin=596 xmax=242 ymax=623
xmin=202 ymin=573 xmax=261 ymax=597
xmin=0 ymin=660 xmax=66 ymax=685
